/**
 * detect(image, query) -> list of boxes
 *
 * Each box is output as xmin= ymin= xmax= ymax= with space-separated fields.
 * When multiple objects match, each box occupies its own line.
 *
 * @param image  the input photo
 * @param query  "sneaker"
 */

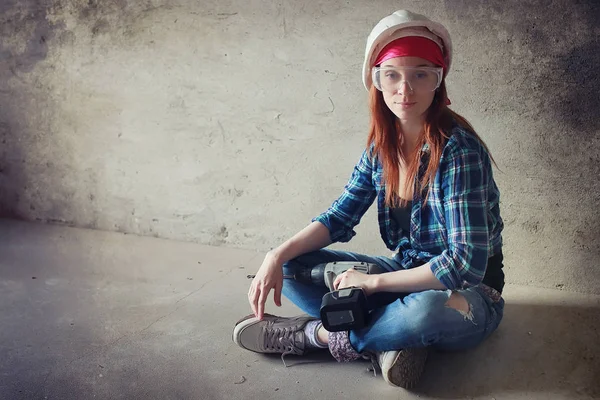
xmin=377 ymin=348 xmax=428 ymax=389
xmin=232 ymin=313 xmax=316 ymax=367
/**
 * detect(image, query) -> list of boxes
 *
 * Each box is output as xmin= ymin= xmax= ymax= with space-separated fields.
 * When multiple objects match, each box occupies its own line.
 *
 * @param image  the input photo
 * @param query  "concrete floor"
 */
xmin=1 ymin=219 xmax=598 ymax=400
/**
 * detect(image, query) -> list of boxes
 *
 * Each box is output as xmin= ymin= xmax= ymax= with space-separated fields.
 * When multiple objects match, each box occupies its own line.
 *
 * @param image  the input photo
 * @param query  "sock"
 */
xmin=304 ymin=320 xmax=327 ymax=349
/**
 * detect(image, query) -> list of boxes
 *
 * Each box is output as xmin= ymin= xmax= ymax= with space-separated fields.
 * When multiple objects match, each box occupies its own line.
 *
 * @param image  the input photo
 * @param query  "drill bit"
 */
xmin=246 ymin=274 xmax=295 ymax=279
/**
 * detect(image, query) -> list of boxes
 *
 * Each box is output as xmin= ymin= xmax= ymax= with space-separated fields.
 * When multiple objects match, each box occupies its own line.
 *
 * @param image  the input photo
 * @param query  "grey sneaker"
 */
xmin=232 ymin=313 xmax=316 ymax=367
xmin=377 ymin=348 xmax=428 ymax=388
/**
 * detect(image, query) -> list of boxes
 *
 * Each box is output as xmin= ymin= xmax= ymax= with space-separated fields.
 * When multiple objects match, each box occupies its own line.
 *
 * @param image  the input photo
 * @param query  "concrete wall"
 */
xmin=1 ymin=0 xmax=599 ymax=294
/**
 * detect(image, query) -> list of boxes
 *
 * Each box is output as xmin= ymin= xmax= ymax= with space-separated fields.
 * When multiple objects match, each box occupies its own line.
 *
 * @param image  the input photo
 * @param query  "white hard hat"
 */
xmin=362 ymin=10 xmax=452 ymax=90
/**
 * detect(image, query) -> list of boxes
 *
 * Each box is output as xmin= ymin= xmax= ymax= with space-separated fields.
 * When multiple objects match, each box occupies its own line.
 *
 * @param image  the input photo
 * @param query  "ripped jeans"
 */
xmin=281 ymin=249 xmax=505 ymax=355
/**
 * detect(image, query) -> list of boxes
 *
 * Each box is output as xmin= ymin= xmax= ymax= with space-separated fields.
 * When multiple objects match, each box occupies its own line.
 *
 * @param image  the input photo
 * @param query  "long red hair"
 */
xmin=366 ymin=81 xmax=495 ymax=207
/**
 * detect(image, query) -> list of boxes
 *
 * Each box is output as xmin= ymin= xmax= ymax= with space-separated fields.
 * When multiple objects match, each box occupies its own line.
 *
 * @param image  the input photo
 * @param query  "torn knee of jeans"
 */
xmin=445 ymin=291 xmax=475 ymax=323
xmin=445 ymin=291 xmax=469 ymax=313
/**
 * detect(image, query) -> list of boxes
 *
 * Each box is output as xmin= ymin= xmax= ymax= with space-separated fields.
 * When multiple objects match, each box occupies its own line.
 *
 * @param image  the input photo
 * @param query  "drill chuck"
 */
xmin=290 ymin=263 xmax=327 ymax=286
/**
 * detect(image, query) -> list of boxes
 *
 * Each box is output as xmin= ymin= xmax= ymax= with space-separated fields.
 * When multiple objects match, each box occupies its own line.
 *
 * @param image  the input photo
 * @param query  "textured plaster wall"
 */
xmin=0 ymin=0 xmax=599 ymax=294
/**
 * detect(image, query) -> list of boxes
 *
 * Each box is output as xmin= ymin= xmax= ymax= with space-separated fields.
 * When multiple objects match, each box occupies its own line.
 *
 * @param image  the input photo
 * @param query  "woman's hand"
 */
xmin=333 ymin=268 xmax=378 ymax=296
xmin=248 ymin=251 xmax=283 ymax=320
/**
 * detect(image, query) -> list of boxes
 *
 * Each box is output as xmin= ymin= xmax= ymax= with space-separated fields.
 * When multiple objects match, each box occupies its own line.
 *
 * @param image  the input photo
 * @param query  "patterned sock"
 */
xmin=328 ymin=330 xmax=362 ymax=362
xmin=304 ymin=320 xmax=327 ymax=349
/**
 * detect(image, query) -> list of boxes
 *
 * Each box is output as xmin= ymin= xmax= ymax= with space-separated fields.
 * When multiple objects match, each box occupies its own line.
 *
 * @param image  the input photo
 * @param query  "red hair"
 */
xmin=366 ymin=81 xmax=495 ymax=207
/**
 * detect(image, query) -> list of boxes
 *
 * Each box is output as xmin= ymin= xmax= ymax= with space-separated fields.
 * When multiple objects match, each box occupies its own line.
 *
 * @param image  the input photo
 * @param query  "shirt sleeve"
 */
xmin=312 ymin=149 xmax=377 ymax=243
xmin=428 ymin=142 xmax=490 ymax=289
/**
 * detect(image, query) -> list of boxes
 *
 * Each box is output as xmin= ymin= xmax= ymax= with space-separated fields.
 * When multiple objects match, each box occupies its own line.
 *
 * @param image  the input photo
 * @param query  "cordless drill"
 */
xmin=248 ymin=261 xmax=385 ymax=332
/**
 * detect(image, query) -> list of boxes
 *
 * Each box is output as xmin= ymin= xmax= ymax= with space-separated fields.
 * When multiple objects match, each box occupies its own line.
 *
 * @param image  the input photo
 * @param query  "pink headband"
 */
xmin=375 ymin=36 xmax=446 ymax=72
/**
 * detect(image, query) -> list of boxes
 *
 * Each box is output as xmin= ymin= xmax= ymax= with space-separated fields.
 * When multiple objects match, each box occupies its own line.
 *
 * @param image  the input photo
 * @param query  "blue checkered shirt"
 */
xmin=313 ymin=126 xmax=503 ymax=290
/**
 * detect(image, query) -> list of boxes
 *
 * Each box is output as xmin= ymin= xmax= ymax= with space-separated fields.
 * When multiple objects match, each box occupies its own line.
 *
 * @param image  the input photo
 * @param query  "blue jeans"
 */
xmin=282 ymin=249 xmax=505 ymax=353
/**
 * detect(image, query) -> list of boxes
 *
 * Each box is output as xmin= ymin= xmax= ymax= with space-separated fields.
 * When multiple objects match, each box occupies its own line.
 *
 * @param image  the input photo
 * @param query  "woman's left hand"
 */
xmin=333 ymin=268 xmax=377 ymax=296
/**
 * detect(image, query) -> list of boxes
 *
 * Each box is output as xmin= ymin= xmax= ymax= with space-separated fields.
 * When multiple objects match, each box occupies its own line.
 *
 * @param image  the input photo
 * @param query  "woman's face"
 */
xmin=379 ymin=56 xmax=439 ymax=123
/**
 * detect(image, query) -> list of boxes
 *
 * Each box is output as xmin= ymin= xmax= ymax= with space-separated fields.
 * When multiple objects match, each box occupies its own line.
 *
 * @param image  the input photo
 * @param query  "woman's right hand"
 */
xmin=246 ymin=221 xmax=333 ymax=320
xmin=248 ymin=251 xmax=283 ymax=320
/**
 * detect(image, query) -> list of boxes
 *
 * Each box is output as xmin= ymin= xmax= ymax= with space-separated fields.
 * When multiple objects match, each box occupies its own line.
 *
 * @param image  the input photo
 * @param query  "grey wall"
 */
xmin=1 ymin=0 xmax=599 ymax=294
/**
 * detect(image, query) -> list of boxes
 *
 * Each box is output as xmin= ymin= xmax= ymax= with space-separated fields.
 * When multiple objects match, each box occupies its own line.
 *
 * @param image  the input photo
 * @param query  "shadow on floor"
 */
xmin=415 ymin=302 xmax=599 ymax=398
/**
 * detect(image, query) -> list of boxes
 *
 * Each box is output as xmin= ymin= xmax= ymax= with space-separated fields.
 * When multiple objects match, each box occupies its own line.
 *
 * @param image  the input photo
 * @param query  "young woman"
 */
xmin=233 ymin=10 xmax=505 ymax=389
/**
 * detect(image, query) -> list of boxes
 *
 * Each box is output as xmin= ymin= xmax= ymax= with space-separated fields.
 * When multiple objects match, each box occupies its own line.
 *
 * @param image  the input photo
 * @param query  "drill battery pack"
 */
xmin=319 ymin=286 xmax=368 ymax=332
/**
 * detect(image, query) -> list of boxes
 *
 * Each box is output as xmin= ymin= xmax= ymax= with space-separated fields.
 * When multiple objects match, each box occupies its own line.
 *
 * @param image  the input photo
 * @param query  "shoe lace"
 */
xmin=364 ymin=352 xmax=379 ymax=377
xmin=263 ymin=326 xmax=303 ymax=367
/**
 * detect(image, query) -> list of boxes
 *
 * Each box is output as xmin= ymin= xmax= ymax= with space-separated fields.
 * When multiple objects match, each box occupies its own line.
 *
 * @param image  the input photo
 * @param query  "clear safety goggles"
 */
xmin=372 ymin=66 xmax=443 ymax=93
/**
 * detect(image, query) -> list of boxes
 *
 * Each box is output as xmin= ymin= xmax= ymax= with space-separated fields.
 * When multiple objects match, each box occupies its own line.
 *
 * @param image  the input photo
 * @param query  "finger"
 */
xmin=334 ymin=273 xmax=344 ymax=290
xmin=249 ymin=287 xmax=259 ymax=317
xmin=274 ymin=280 xmax=282 ymax=307
xmin=257 ymin=286 xmax=268 ymax=320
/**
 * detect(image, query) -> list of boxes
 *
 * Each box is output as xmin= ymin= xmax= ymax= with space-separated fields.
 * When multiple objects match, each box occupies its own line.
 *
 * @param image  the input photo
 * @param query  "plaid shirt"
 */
xmin=313 ymin=125 xmax=503 ymax=290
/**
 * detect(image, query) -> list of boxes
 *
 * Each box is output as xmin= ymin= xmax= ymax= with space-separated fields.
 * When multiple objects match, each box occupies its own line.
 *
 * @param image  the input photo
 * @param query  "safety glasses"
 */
xmin=372 ymin=66 xmax=443 ymax=93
